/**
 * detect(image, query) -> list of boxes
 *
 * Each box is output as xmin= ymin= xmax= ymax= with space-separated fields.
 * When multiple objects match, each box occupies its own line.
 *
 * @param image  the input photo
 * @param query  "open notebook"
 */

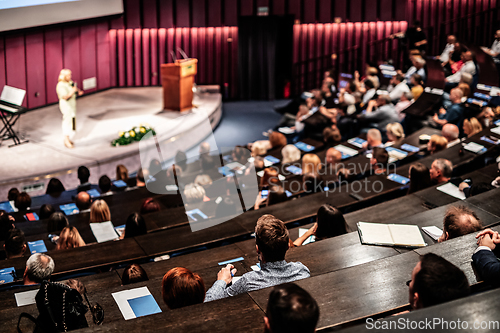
xmin=357 ymin=222 xmax=426 ymax=248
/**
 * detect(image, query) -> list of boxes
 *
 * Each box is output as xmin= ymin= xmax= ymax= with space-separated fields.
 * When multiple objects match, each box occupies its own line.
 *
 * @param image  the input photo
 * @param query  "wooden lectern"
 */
xmin=160 ymin=59 xmax=198 ymax=111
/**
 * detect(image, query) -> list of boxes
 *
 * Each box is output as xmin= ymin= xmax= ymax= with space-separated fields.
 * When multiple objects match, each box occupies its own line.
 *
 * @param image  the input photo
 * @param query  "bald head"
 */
xmin=326 ymin=148 xmax=342 ymax=166
xmin=199 ymin=142 xmax=211 ymax=155
xmin=75 ymin=191 xmax=91 ymax=210
xmin=440 ymin=205 xmax=483 ymax=241
xmin=442 ymin=124 xmax=459 ymax=142
xmin=450 ymin=87 xmax=464 ymax=104
xmin=366 ymin=129 xmax=382 ymax=147
xmin=462 ymin=51 xmax=473 ymax=62
xmin=447 ymin=35 xmax=456 ymax=44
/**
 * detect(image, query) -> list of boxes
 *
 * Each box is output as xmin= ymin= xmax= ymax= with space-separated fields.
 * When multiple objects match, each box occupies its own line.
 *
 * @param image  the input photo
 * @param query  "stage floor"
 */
xmin=0 ymin=87 xmax=222 ymax=194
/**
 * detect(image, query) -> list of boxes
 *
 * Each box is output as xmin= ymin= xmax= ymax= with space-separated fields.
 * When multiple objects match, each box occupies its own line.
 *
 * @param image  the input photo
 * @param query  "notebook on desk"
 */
xmin=357 ymin=222 xmax=426 ymax=248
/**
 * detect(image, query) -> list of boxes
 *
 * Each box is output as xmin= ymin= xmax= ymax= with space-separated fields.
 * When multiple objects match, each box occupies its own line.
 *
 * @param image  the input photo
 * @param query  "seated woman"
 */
xmin=302 ymin=154 xmax=322 ymax=176
xmin=407 ymin=163 xmax=432 ymax=194
xmin=254 ymin=184 xmax=289 ymax=210
xmin=269 ymin=131 xmax=287 ymax=151
xmin=89 ymin=200 xmax=111 ymax=223
xmin=323 ymin=126 xmax=342 ymax=146
xmin=121 ymin=213 xmax=147 ymax=239
xmin=56 ymin=226 xmax=86 ymax=250
xmin=385 ymin=123 xmax=405 ymax=144
xmin=410 ymin=74 xmax=424 ymax=100
xmin=47 ymin=212 xmax=69 ymax=233
xmin=293 ymin=204 xmax=349 ymax=246
xmin=45 ymin=178 xmax=66 ymax=195
xmin=122 ymin=263 xmax=149 ymax=285
xmin=463 ymin=117 xmax=482 ymax=138
xmin=427 ymin=135 xmax=448 ymax=155
xmin=162 ymin=267 xmax=205 ymax=309
xmin=259 ymin=167 xmax=280 ymax=189
xmin=39 ymin=204 xmax=55 ymax=220
xmin=281 ymin=144 xmax=301 ymax=164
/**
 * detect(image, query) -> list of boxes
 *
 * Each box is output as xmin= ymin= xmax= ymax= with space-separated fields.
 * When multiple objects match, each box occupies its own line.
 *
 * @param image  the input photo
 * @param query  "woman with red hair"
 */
xmin=162 ymin=267 xmax=205 ymax=309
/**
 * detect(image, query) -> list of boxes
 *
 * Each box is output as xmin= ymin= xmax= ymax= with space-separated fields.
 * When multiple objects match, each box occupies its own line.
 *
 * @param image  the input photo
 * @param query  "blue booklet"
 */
xmin=218 ymin=166 xmax=234 ymax=177
xmin=495 ymin=119 xmax=500 ymax=126
xmin=186 ymin=209 xmax=209 ymax=222
xmin=28 ymin=240 xmax=47 ymax=254
xmin=60 ymin=203 xmax=79 ymax=216
xmin=294 ymin=142 xmax=315 ymax=152
xmin=400 ymin=143 xmax=420 ymax=153
xmin=347 ymin=137 xmax=367 ymax=148
xmin=218 ymin=257 xmax=244 ymax=266
xmin=127 ymin=295 xmax=162 ymax=318
xmin=385 ymin=147 xmax=408 ymax=158
xmin=0 ymin=201 xmax=15 ymax=213
xmin=387 ymin=174 xmax=410 ymax=185
xmin=264 ymin=155 xmax=280 ymax=164
xmin=285 ymin=165 xmax=302 ymax=175
xmin=86 ymin=189 xmax=101 ymax=198
xmin=113 ymin=180 xmax=127 ymax=188
xmin=285 ymin=190 xmax=292 ymax=197
xmin=0 ymin=267 xmax=16 ymax=284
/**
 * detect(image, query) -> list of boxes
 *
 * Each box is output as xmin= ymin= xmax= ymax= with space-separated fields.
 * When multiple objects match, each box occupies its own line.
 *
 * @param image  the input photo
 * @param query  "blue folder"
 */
xmin=127 ymin=294 xmax=162 ymax=318
xmin=0 ymin=267 xmax=16 ymax=284
xmin=294 ymin=142 xmax=315 ymax=152
xmin=400 ymin=143 xmax=420 ymax=153
xmin=387 ymin=174 xmax=410 ymax=185
xmin=60 ymin=203 xmax=79 ymax=216
xmin=28 ymin=240 xmax=47 ymax=254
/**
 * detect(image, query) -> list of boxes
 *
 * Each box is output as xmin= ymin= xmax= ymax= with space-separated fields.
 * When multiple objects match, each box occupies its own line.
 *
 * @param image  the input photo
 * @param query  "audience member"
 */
xmin=116 ymin=164 xmax=129 ymax=184
xmin=370 ymin=147 xmax=389 ymax=175
xmin=47 ymin=212 xmax=69 ymax=233
xmin=255 ymin=185 xmax=289 ymax=210
xmin=302 ymin=173 xmax=323 ymax=194
xmin=427 ymin=135 xmax=448 ymax=155
xmin=363 ymin=129 xmax=384 ymax=150
xmin=75 ymin=191 xmax=91 ymax=212
xmin=302 ymin=154 xmax=322 ymax=175
xmin=480 ymin=29 xmax=500 ymax=63
xmin=136 ymin=168 xmax=146 ymax=187
xmin=45 ymin=178 xmax=66 ymax=195
xmin=39 ymin=204 xmax=55 ymax=220
xmin=260 ymin=167 xmax=280 ymax=188
xmin=123 ymin=213 xmax=147 ymax=238
xmin=293 ymin=204 xmax=348 ymax=246
xmin=56 ymin=226 xmax=86 ymax=250
xmin=77 ymin=166 xmax=91 ymax=191
xmin=194 ymin=174 xmax=213 ymax=186
xmin=122 ymin=263 xmax=149 ymax=285
xmin=251 ymin=140 xmax=272 ymax=156
xmin=429 ymin=159 xmax=453 ymax=184
xmin=404 ymin=56 xmax=426 ymax=83
xmin=438 ymin=205 xmax=483 ymax=242
xmin=232 ymin=146 xmax=251 ymax=165
xmin=23 ymin=253 xmax=55 ymax=285
xmin=407 ymin=163 xmax=432 ymax=194
xmin=388 ymin=74 xmax=410 ymax=102
xmin=338 ymin=81 xmax=359 ymax=106
xmin=205 ymin=215 xmax=310 ymax=301
xmin=410 ymin=74 xmax=424 ymax=99
xmin=199 ymin=142 xmax=211 ymax=155
xmin=7 ymin=187 xmax=19 ymax=202
xmin=361 ymin=78 xmax=377 ymax=105
xmin=0 ymin=211 xmax=14 ymax=241
xmin=459 ymin=181 xmax=494 ymax=198
xmin=325 ymin=148 xmax=342 ymax=170
xmin=438 ymin=35 xmax=456 ymax=63
xmin=408 ymin=253 xmax=469 ymax=310
xmin=322 ymin=126 xmax=342 ymax=146
xmin=281 ymin=145 xmax=301 ymax=164
xmin=162 ymin=267 xmax=205 ymax=308
xmin=89 ymin=200 xmax=111 ymax=223
xmin=4 ymin=229 xmax=26 ymax=259
xmin=264 ymin=283 xmax=319 ymax=333
xmin=472 ymin=228 xmax=500 ymax=286
xmin=269 ymin=132 xmax=287 ymax=150
xmin=359 ymin=95 xmax=399 ymax=131
xmin=174 ymin=151 xmax=188 ymax=173
xmin=98 ymin=175 xmax=112 ymax=195
xmin=140 ymin=198 xmax=161 ymax=215
xmin=463 ymin=117 xmax=482 ymax=138
xmin=395 ymin=91 xmax=413 ymax=121
xmin=441 ymin=123 xmax=460 ymax=147
xmin=183 ymin=184 xmax=206 ymax=204
xmin=385 ymin=123 xmax=405 ymax=143
xmin=15 ymin=192 xmax=31 ymax=211
xmin=446 ymin=50 xmax=476 ymax=84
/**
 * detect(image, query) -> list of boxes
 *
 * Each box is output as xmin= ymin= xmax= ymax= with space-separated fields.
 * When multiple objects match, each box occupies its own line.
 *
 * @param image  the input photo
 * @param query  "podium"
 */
xmin=160 ymin=59 xmax=198 ymax=111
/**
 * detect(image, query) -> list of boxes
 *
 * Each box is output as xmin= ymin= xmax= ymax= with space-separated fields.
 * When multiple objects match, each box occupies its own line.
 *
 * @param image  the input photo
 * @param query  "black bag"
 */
xmin=17 ymin=281 xmax=88 ymax=332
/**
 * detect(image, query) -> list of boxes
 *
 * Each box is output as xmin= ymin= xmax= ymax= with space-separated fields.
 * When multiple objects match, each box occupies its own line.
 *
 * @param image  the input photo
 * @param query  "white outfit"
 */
xmin=440 ymin=43 xmax=455 ymax=63
xmin=446 ymin=60 xmax=476 ymax=83
xmin=56 ymin=81 xmax=77 ymax=137
xmin=388 ymin=81 xmax=410 ymax=102
xmin=491 ymin=40 xmax=500 ymax=54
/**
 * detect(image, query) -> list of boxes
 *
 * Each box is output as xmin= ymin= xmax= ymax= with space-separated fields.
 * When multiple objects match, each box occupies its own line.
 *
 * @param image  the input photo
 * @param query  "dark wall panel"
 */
xmin=208 ymin=0 xmax=222 ymax=27
xmin=125 ymin=0 xmax=142 ymax=29
xmin=142 ymin=0 xmax=158 ymax=29
xmin=25 ymin=33 xmax=46 ymax=108
xmin=96 ymin=22 xmax=111 ymax=90
xmin=44 ymin=30 xmax=63 ymax=104
xmin=192 ymin=0 xmax=206 ymax=27
xmin=159 ymin=0 xmax=174 ymax=28
xmin=176 ymin=0 xmax=190 ymax=27
xmin=5 ymin=35 xmax=27 ymax=108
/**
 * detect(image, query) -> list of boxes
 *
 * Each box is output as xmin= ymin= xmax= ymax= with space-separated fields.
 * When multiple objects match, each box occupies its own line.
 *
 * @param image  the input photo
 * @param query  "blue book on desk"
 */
xmin=28 ymin=240 xmax=47 ymax=254
xmin=286 ymin=165 xmax=302 ymax=175
xmin=347 ymin=137 xmax=367 ymax=148
xmin=294 ymin=142 xmax=315 ymax=152
xmin=400 ymin=143 xmax=420 ymax=153
xmin=0 ymin=201 xmax=15 ymax=213
xmin=127 ymin=294 xmax=162 ymax=318
xmin=387 ymin=174 xmax=410 ymax=185
xmin=0 ymin=267 xmax=16 ymax=284
xmin=264 ymin=155 xmax=280 ymax=165
xmin=86 ymin=189 xmax=101 ymax=198
xmin=60 ymin=203 xmax=79 ymax=216
xmin=218 ymin=166 xmax=234 ymax=177
xmin=113 ymin=180 xmax=127 ymax=188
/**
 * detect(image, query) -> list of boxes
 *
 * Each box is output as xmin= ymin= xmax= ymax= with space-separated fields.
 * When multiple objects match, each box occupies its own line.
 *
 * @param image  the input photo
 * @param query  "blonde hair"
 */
xmin=251 ymin=140 xmax=270 ymax=156
xmin=428 ymin=135 xmax=448 ymax=154
xmin=386 ymin=123 xmax=405 ymax=141
xmin=56 ymin=226 xmax=86 ymax=250
xmin=281 ymin=145 xmax=301 ymax=164
xmin=194 ymin=174 xmax=212 ymax=186
xmin=90 ymin=199 xmax=111 ymax=223
xmin=58 ymin=69 xmax=72 ymax=82
xmin=302 ymin=154 xmax=322 ymax=175
xmin=183 ymin=183 xmax=206 ymax=203
xmin=116 ymin=164 xmax=129 ymax=182
xmin=463 ymin=117 xmax=482 ymax=138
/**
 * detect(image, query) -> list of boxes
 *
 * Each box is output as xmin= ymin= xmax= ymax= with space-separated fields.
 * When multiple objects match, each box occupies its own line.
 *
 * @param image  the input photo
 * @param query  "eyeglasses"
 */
xmin=84 ymin=292 xmax=104 ymax=325
xmin=406 ymin=279 xmax=412 ymax=287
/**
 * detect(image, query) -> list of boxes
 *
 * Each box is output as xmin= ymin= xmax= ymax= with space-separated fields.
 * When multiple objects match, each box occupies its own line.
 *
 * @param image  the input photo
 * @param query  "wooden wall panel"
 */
xmin=125 ymin=0 xmax=142 ymax=29
xmin=62 ymin=27 xmax=81 ymax=89
xmin=97 ymin=22 xmax=111 ymax=90
xmin=5 ymin=35 xmax=27 ymax=108
xmin=142 ymin=0 xmax=158 ymax=29
xmin=176 ymin=0 xmax=190 ymax=27
xmin=208 ymin=0 xmax=222 ymax=27
xmin=44 ymin=30 xmax=64 ymax=104
xmin=192 ymin=0 xmax=206 ymax=27
xmin=80 ymin=24 xmax=97 ymax=94
xmin=25 ymin=33 xmax=46 ymax=108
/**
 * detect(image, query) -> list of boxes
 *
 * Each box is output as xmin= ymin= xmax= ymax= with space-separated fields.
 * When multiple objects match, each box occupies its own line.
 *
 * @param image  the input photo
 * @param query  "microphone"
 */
xmin=70 ymin=82 xmax=75 ymax=87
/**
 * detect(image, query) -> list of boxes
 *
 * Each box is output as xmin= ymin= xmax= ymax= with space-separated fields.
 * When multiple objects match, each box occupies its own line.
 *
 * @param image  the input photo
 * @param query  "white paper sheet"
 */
xmin=388 ymin=224 xmax=426 ymax=247
xmin=334 ymin=144 xmax=358 ymax=157
xmin=90 ymin=221 xmax=119 ymax=243
xmin=15 ymin=289 xmax=38 ymax=307
xmin=357 ymin=222 xmax=393 ymax=246
xmin=463 ymin=142 xmax=485 ymax=153
xmin=422 ymin=226 xmax=443 ymax=241
xmin=490 ymin=127 xmax=500 ymax=135
xmin=112 ymin=286 xmax=152 ymax=320
xmin=1 ymin=85 xmax=26 ymax=106
xmin=436 ymin=183 xmax=466 ymax=200
xmin=298 ymin=228 xmax=316 ymax=245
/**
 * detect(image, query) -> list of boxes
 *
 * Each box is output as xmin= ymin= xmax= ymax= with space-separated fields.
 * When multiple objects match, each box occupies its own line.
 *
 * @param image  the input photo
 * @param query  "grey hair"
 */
xmin=26 ymin=253 xmax=55 ymax=283
xmin=183 ymin=183 xmax=206 ymax=203
xmin=281 ymin=144 xmax=301 ymax=164
xmin=367 ymin=128 xmax=382 ymax=142
xmin=434 ymin=159 xmax=453 ymax=178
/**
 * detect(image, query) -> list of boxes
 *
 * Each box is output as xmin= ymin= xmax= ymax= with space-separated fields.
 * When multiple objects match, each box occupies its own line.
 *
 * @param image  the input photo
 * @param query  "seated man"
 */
xmin=432 ymin=88 xmax=465 ymax=128
xmin=77 ymin=166 xmax=91 ymax=192
xmin=204 ymin=215 xmax=310 ymax=302
xmin=438 ymin=35 xmax=456 ymax=64
xmin=98 ymin=175 xmax=113 ymax=195
xmin=325 ymin=148 xmax=342 ymax=171
xmin=75 ymin=191 xmax=91 ymax=212
xmin=4 ymin=229 xmax=26 ymax=259
xmin=438 ymin=205 xmax=483 ymax=242
xmin=264 ymin=283 xmax=319 ymax=333
xmin=441 ymin=123 xmax=460 ymax=148
xmin=388 ymin=74 xmax=410 ymax=103
xmin=403 ymin=56 xmax=426 ymax=83
xmin=473 ymin=228 xmax=500 ymax=286
xmin=370 ymin=147 xmax=389 ymax=175
xmin=446 ymin=50 xmax=476 ymax=84
xmin=408 ymin=253 xmax=469 ymax=310
xmin=24 ymin=253 xmax=55 ymax=285
xmin=429 ymin=158 xmax=453 ymax=184
xmin=362 ymin=128 xmax=384 ymax=151
xmin=358 ymin=95 xmax=400 ymax=131
xmin=481 ymin=30 xmax=500 ymax=64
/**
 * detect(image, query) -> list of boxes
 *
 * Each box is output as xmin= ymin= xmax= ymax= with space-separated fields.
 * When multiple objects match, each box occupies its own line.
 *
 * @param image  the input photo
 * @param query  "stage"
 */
xmin=0 ymin=87 xmax=222 ymax=197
